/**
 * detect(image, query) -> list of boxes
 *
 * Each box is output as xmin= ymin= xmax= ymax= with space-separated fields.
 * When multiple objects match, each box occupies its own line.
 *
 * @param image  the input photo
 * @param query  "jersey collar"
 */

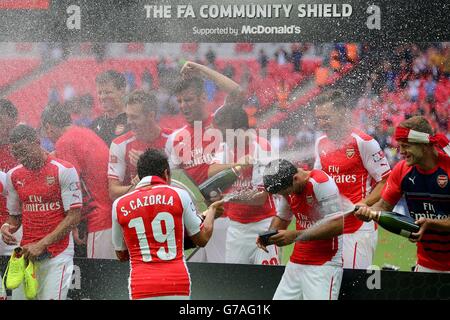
xmin=136 ymin=175 xmax=167 ymax=188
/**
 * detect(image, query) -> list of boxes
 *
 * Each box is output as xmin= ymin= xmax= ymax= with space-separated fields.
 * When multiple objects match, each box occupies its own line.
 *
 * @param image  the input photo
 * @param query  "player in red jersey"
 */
xmin=259 ymin=159 xmax=344 ymax=300
xmin=356 ymin=116 xmax=450 ymax=272
xmin=41 ymin=104 xmax=114 ymax=259
xmin=314 ymin=90 xmax=391 ymax=269
xmin=0 ymin=125 xmax=82 ymax=299
xmin=112 ymin=149 xmax=224 ymax=299
xmin=213 ymin=106 xmax=280 ymax=265
xmin=108 ymin=90 xmax=172 ymax=200
xmin=165 ymin=61 xmax=245 ymax=263
xmin=0 ymin=99 xmax=22 ymax=256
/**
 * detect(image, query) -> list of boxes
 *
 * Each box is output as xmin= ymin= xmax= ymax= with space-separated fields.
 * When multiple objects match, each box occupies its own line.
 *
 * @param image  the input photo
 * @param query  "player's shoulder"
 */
xmin=49 ymin=156 xmax=76 ymax=170
xmin=111 ymin=131 xmax=136 ymax=145
xmin=161 ymin=127 xmax=174 ymax=137
xmin=168 ymin=125 xmax=190 ymax=143
xmin=7 ymin=164 xmax=24 ymax=177
xmin=309 ymin=169 xmax=332 ymax=184
xmin=351 ymin=128 xmax=374 ymax=142
xmin=390 ymin=160 xmax=413 ymax=177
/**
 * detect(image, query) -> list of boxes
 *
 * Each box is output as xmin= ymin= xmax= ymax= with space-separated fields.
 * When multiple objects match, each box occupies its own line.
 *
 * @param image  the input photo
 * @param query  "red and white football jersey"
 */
xmin=165 ymin=115 xmax=220 ymax=185
xmin=0 ymin=144 xmax=18 ymax=225
xmin=215 ymin=135 xmax=276 ymax=223
xmin=0 ymin=171 xmax=6 ymax=197
xmin=7 ymin=156 xmax=82 ymax=257
xmin=314 ymin=128 xmax=391 ymax=233
xmin=112 ymin=175 xmax=203 ymax=299
xmin=276 ymin=170 xmax=343 ymax=266
xmin=108 ymin=128 xmax=173 ymax=185
xmin=55 ymin=126 xmax=112 ymax=233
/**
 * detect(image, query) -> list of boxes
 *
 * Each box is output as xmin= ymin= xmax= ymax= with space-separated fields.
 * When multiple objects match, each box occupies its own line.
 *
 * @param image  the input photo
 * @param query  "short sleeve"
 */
xmin=6 ymin=170 xmax=21 ymax=216
xmin=312 ymin=176 xmax=342 ymax=217
xmin=275 ymin=195 xmax=294 ymax=221
xmin=59 ymin=166 xmax=83 ymax=211
xmin=358 ymin=138 xmax=391 ymax=182
xmin=381 ymin=162 xmax=405 ymax=206
xmin=108 ymin=141 xmax=126 ymax=182
xmin=179 ymin=189 xmax=203 ymax=237
xmin=111 ymin=199 xmax=126 ymax=250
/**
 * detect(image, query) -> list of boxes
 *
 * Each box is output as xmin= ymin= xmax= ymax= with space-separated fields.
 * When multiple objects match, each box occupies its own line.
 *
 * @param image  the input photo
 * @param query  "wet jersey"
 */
xmin=7 ymin=156 xmax=82 ymax=257
xmin=315 ymin=129 xmax=391 ymax=233
xmin=108 ymin=128 xmax=173 ymax=185
xmin=112 ymin=175 xmax=203 ymax=299
xmin=382 ymin=153 xmax=450 ymax=271
xmin=215 ymin=136 xmax=276 ymax=223
xmin=276 ymin=170 xmax=343 ymax=266
xmin=55 ymin=126 xmax=112 ymax=232
xmin=165 ymin=115 xmax=220 ymax=185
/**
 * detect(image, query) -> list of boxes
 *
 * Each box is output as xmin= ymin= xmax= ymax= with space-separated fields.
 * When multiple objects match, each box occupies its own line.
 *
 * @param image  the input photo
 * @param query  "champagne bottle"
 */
xmin=199 ymin=166 xmax=242 ymax=202
xmin=370 ymin=210 xmax=420 ymax=238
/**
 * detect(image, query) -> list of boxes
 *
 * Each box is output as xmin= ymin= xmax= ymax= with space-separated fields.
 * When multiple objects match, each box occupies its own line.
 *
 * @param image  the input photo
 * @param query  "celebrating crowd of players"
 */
xmin=0 ymin=59 xmax=449 ymax=300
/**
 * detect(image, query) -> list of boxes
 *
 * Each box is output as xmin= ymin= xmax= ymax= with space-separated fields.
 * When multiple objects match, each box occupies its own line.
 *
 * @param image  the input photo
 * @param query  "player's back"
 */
xmin=55 ymin=125 xmax=112 ymax=232
xmin=114 ymin=181 xmax=192 ymax=299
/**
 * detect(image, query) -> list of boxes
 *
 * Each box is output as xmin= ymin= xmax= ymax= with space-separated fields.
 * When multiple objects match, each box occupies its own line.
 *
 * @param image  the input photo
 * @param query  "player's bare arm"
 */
xmin=190 ymin=199 xmax=225 ymax=247
xmin=0 ymin=214 xmax=22 ymax=245
xmin=108 ymin=178 xmax=135 ymax=200
xmin=22 ymin=208 xmax=82 ymax=261
xmin=354 ymin=198 xmax=394 ymax=222
xmin=181 ymin=61 xmax=242 ymax=95
xmin=294 ymin=216 xmax=343 ymax=242
xmin=359 ymin=176 xmax=388 ymax=207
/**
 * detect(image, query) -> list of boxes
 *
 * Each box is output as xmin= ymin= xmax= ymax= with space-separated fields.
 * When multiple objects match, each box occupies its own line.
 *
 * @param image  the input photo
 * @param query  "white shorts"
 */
xmin=343 ymin=221 xmax=378 ymax=269
xmin=273 ymin=261 xmax=343 ymax=300
xmin=0 ymin=226 xmax=23 ymax=256
xmin=226 ymin=217 xmax=280 ymax=265
xmin=87 ymin=228 xmax=117 ymax=259
xmin=414 ymin=264 xmax=450 ymax=273
xmin=12 ymin=247 xmax=74 ymax=300
xmin=188 ymin=217 xmax=229 ymax=263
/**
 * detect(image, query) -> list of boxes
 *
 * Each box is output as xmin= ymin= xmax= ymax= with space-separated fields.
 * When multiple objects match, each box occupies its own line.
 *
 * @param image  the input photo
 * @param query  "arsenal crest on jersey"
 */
xmin=115 ymin=124 xmax=125 ymax=136
xmin=46 ymin=176 xmax=55 ymax=186
xmin=346 ymin=148 xmax=355 ymax=159
xmin=306 ymin=195 xmax=314 ymax=206
xmin=437 ymin=175 xmax=448 ymax=188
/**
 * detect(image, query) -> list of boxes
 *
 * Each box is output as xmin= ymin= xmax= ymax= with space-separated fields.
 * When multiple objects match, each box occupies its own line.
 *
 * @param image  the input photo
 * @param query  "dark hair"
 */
xmin=9 ymin=124 xmax=39 ymax=144
xmin=137 ymin=148 xmax=170 ymax=180
xmin=0 ymin=99 xmax=18 ymax=119
xmin=263 ymin=159 xmax=297 ymax=194
xmin=41 ymin=103 xmax=72 ymax=128
xmin=214 ymin=106 xmax=249 ymax=130
xmin=315 ymin=89 xmax=348 ymax=110
xmin=95 ymin=70 xmax=126 ymax=90
xmin=172 ymin=76 xmax=204 ymax=96
xmin=400 ymin=115 xmax=433 ymax=135
xmin=126 ymin=90 xmax=158 ymax=115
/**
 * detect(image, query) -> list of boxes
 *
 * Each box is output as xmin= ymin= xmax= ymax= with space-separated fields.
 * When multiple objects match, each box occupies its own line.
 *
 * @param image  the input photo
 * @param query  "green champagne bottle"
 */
xmin=370 ymin=211 xmax=420 ymax=238
xmin=199 ymin=166 xmax=242 ymax=202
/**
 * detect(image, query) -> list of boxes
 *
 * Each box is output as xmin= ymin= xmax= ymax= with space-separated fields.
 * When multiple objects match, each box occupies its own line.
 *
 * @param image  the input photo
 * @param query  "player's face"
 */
xmin=11 ymin=140 xmax=43 ymax=169
xmin=126 ymin=103 xmax=156 ymax=138
xmin=96 ymin=81 xmax=125 ymax=116
xmin=315 ymin=102 xmax=345 ymax=137
xmin=398 ymin=141 xmax=425 ymax=166
xmin=0 ymin=114 xmax=17 ymax=144
xmin=176 ymin=87 xmax=207 ymax=124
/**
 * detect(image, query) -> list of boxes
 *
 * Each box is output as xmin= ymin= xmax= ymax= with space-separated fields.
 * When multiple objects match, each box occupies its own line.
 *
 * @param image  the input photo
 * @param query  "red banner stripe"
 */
xmin=0 ymin=0 xmax=49 ymax=9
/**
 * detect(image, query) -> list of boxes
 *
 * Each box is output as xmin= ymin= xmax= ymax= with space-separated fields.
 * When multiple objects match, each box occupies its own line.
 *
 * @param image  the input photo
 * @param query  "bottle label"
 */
xmin=399 ymin=229 xmax=412 ymax=238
